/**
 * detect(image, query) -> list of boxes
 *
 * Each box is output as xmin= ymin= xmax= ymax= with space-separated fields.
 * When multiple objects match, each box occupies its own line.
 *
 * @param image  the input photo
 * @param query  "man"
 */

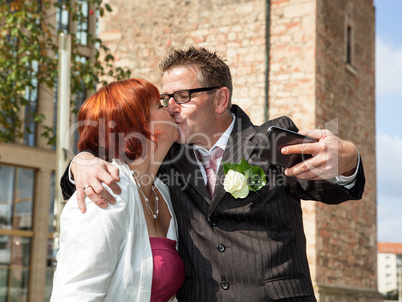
xmin=61 ymin=46 xmax=364 ymax=301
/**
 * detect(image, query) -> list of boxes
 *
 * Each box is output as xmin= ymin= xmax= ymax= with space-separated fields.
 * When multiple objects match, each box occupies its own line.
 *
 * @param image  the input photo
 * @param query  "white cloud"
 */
xmin=378 ymin=195 xmax=402 ymax=242
xmin=376 ymin=132 xmax=402 ymax=242
xmin=376 ymin=131 xmax=402 ymax=193
xmin=376 ymin=36 xmax=402 ymax=98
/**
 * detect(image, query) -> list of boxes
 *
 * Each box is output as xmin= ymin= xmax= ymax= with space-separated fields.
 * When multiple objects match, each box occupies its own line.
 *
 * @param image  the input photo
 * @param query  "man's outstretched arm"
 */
xmin=282 ymin=129 xmax=359 ymax=180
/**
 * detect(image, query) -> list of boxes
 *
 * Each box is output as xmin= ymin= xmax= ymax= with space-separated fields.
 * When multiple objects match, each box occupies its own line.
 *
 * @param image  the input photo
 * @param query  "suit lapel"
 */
xmin=209 ymin=106 xmax=258 ymax=215
xmin=170 ymin=106 xmax=259 ymax=210
xmin=171 ymin=144 xmax=211 ymax=202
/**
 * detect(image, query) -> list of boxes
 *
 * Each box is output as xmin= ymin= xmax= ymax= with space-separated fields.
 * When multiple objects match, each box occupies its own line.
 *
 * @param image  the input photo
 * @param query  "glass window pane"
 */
xmin=46 ymin=238 xmax=54 ymax=268
xmin=61 ymin=10 xmax=69 ymax=27
xmin=23 ymin=60 xmax=39 ymax=146
xmin=0 ymin=236 xmax=31 ymax=300
xmin=56 ymin=0 xmax=70 ymax=33
xmin=11 ymin=237 xmax=31 ymax=268
xmin=0 ymin=166 xmax=15 ymax=230
xmin=0 ymin=236 xmax=11 ymax=266
xmin=9 ymin=268 xmax=29 ymax=302
xmin=73 ymin=56 xmax=88 ymax=154
xmin=44 ymin=268 xmax=54 ymax=302
xmin=44 ymin=238 xmax=56 ymax=302
xmin=52 ymin=72 xmax=58 ymax=151
xmin=15 ymin=169 xmax=34 ymax=231
xmin=77 ymin=0 xmax=89 ymax=45
xmin=0 ymin=268 xmax=9 ymax=302
xmin=49 ymin=173 xmax=55 ymax=233
xmin=23 ymin=102 xmax=36 ymax=147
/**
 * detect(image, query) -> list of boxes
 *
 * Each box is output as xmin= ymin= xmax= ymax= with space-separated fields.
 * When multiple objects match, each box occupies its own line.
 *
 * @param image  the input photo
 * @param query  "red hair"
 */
xmin=77 ymin=78 xmax=159 ymax=162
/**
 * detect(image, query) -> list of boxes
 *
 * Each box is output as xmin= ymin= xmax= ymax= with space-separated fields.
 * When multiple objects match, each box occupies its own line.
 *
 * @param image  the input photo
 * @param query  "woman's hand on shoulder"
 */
xmin=71 ymin=153 xmax=121 ymax=213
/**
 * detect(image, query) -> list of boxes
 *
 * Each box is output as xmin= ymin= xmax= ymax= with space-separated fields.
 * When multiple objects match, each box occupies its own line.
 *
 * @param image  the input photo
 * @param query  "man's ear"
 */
xmin=215 ymin=87 xmax=230 ymax=114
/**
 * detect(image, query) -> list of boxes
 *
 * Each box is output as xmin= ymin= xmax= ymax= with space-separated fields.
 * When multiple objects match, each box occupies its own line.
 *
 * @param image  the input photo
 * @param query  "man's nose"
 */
xmin=167 ymin=97 xmax=180 ymax=115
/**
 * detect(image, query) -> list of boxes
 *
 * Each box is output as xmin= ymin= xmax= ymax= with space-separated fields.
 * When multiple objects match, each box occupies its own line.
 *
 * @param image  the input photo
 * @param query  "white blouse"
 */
xmin=50 ymin=159 xmax=179 ymax=302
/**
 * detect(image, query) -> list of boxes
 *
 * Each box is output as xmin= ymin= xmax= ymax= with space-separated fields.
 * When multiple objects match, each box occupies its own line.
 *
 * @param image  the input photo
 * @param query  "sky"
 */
xmin=374 ymin=0 xmax=402 ymax=243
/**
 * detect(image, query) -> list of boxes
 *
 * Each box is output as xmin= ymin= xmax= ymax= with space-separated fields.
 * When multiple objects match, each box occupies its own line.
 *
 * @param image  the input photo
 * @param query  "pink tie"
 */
xmin=197 ymin=147 xmax=224 ymax=198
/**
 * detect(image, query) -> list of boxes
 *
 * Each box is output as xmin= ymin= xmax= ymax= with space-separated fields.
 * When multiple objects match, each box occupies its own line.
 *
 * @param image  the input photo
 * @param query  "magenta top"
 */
xmin=149 ymin=237 xmax=185 ymax=302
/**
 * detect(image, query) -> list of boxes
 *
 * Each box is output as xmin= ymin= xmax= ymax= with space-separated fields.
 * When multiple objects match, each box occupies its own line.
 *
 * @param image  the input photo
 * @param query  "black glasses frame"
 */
xmin=160 ymin=86 xmax=220 ymax=107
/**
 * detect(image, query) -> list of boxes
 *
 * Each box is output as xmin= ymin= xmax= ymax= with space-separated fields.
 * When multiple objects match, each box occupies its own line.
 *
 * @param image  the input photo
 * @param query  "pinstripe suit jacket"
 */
xmin=161 ymin=105 xmax=365 ymax=301
xmin=60 ymin=105 xmax=365 ymax=302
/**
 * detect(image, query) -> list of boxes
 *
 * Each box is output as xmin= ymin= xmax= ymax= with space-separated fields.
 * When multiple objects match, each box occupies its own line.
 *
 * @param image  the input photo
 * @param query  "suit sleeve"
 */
xmin=287 ymin=158 xmax=365 ymax=204
xmin=60 ymin=151 xmax=101 ymax=201
xmin=258 ymin=115 xmax=366 ymax=204
xmin=60 ymin=161 xmax=76 ymax=200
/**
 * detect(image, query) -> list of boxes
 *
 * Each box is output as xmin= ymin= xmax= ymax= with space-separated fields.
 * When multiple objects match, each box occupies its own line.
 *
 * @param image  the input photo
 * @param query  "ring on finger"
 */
xmin=82 ymin=184 xmax=92 ymax=190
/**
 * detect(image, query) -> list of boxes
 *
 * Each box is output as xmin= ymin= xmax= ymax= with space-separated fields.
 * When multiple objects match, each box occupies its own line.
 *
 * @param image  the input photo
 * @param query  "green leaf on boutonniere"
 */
xmin=238 ymin=158 xmax=251 ymax=174
xmin=223 ymin=162 xmax=238 ymax=174
xmin=223 ymin=159 xmax=252 ymax=174
xmin=246 ymin=166 xmax=267 ymax=192
xmin=222 ymin=158 xmax=267 ymax=198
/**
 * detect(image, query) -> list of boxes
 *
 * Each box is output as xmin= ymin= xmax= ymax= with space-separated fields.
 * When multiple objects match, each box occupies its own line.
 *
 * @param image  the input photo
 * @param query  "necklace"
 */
xmin=131 ymin=171 xmax=159 ymax=219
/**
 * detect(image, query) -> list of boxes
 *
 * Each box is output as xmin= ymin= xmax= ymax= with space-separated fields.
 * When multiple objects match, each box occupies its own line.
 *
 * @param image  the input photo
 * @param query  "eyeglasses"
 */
xmin=160 ymin=86 xmax=220 ymax=107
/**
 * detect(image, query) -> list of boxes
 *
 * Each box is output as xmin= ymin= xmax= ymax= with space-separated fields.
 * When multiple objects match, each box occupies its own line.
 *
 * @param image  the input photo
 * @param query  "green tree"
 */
xmin=0 ymin=0 xmax=130 ymax=146
xmin=383 ymin=289 xmax=398 ymax=300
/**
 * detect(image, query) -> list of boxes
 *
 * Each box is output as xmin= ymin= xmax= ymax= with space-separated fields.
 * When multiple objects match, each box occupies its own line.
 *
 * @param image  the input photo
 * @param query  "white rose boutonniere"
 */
xmin=223 ymin=169 xmax=249 ymax=199
xmin=222 ymin=158 xmax=267 ymax=199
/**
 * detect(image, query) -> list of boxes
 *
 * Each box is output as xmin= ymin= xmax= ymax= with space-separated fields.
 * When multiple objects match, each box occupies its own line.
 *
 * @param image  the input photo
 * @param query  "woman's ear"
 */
xmin=215 ymin=87 xmax=230 ymax=115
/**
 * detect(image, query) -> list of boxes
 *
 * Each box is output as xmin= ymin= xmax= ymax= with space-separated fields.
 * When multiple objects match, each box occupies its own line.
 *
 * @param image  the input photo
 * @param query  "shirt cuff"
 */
xmin=68 ymin=151 xmax=94 ymax=185
xmin=335 ymin=149 xmax=361 ymax=189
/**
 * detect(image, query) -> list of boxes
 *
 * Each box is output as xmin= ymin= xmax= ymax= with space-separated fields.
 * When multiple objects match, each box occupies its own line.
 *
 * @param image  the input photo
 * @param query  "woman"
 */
xmin=50 ymin=78 xmax=184 ymax=301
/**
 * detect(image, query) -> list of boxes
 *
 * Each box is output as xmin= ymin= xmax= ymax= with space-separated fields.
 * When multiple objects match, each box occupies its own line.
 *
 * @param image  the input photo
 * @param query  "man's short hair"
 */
xmin=160 ymin=46 xmax=233 ymax=105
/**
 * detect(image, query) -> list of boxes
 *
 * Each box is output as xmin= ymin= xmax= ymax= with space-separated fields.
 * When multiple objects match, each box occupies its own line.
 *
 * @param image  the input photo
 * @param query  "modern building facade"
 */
xmin=378 ymin=242 xmax=402 ymax=297
xmin=0 ymin=1 xmax=97 ymax=301
xmin=0 ymin=0 xmax=378 ymax=301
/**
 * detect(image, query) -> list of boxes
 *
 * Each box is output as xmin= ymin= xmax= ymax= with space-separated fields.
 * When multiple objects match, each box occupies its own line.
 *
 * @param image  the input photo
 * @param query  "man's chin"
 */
xmin=177 ymin=134 xmax=187 ymax=145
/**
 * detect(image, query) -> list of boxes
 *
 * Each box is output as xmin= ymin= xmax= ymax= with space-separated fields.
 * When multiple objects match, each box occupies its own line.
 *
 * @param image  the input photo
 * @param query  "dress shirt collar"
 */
xmin=194 ymin=113 xmax=236 ymax=156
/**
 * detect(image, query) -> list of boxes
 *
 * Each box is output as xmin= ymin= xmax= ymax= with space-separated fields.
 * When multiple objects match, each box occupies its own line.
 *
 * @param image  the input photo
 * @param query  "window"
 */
xmin=76 ymin=0 xmax=89 ymax=46
xmin=0 ymin=236 xmax=31 ymax=302
xmin=345 ymin=5 xmax=355 ymax=70
xmin=56 ymin=0 xmax=70 ymax=33
xmin=48 ymin=173 xmax=55 ymax=234
xmin=0 ymin=165 xmax=35 ymax=302
xmin=346 ymin=24 xmax=353 ymax=65
xmin=23 ymin=60 xmax=39 ymax=147
xmin=73 ymin=55 xmax=89 ymax=154
xmin=0 ymin=166 xmax=34 ymax=231
xmin=44 ymin=173 xmax=56 ymax=302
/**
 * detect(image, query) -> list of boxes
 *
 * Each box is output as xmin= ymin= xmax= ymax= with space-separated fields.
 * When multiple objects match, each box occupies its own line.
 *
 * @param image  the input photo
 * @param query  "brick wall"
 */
xmin=268 ymin=0 xmax=317 ymax=129
xmin=269 ymin=0 xmax=378 ymax=300
xmin=99 ymin=0 xmax=267 ymax=124
xmin=268 ymin=1 xmax=320 ymax=292
xmin=314 ymin=0 xmax=378 ymax=300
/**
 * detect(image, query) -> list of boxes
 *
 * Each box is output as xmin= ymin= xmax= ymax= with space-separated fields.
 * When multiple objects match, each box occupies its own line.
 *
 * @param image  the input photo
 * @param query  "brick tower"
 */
xmin=99 ymin=0 xmax=378 ymax=300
